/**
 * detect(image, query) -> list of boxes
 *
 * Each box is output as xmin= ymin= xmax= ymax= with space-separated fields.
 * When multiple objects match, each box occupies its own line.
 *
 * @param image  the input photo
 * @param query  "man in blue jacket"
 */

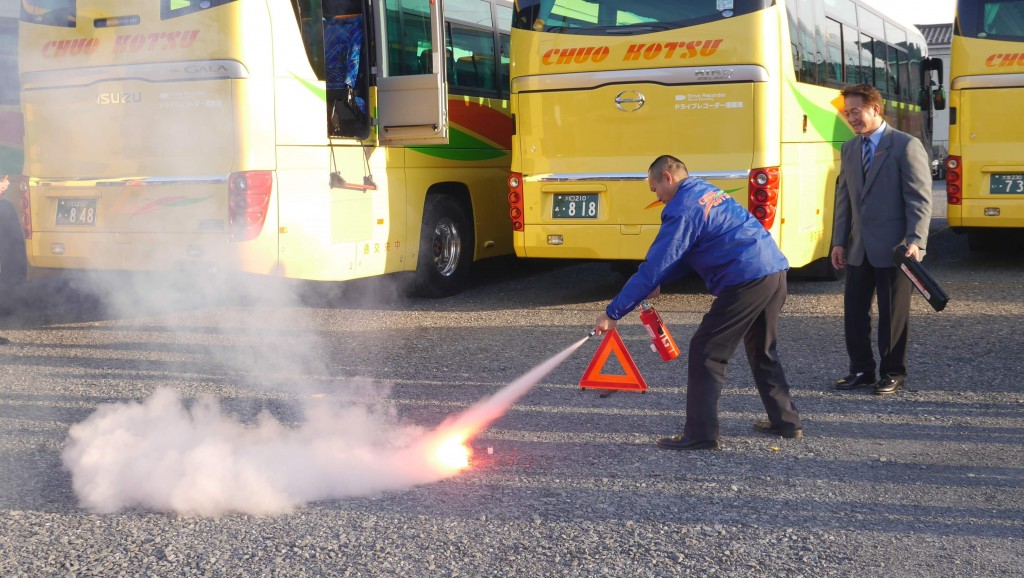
xmin=594 ymin=155 xmax=802 ymax=450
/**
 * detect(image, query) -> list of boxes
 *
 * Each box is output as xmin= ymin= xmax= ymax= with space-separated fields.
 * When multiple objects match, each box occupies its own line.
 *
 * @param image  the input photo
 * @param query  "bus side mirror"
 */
xmin=933 ymin=88 xmax=946 ymax=111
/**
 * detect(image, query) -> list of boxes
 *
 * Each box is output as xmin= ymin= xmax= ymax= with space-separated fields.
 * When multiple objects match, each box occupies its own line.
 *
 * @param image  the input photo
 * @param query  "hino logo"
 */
xmin=98 ymin=91 xmax=142 ymax=104
xmin=615 ymin=90 xmax=645 ymax=112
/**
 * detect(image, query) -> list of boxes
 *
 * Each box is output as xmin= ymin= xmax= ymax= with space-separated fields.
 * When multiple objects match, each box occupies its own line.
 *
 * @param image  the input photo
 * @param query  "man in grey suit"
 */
xmin=830 ymin=84 xmax=932 ymax=396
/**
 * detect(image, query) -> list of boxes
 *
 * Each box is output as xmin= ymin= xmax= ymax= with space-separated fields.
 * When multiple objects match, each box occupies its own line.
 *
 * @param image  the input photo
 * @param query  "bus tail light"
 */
xmin=508 ymin=172 xmax=524 ymax=231
xmin=229 ymin=171 xmax=273 ymax=242
xmin=16 ymin=176 xmax=31 ymax=240
xmin=748 ymin=167 xmax=780 ymax=229
xmin=946 ymin=156 xmax=962 ymax=205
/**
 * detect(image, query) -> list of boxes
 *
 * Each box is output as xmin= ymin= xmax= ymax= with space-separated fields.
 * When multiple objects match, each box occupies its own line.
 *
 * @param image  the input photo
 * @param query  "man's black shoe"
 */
xmin=834 ymin=372 xmax=876 ymax=390
xmin=752 ymin=420 xmax=804 ymax=440
xmin=874 ymin=375 xmax=905 ymax=395
xmin=656 ymin=434 xmax=720 ymax=451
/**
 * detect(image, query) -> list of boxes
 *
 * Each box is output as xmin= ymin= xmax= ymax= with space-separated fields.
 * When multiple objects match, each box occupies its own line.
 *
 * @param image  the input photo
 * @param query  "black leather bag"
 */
xmin=893 ymin=245 xmax=949 ymax=312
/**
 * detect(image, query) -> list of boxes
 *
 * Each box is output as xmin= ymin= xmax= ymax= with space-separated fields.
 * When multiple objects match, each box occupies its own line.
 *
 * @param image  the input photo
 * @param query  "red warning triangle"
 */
xmin=579 ymin=329 xmax=648 ymax=392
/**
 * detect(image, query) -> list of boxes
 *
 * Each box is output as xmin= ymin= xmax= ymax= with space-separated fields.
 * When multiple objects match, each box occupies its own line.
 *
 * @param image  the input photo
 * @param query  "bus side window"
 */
xmin=419 ymin=47 xmax=456 ymax=83
xmin=448 ymin=24 xmax=497 ymax=93
xmin=455 ymin=56 xmax=479 ymax=88
xmin=291 ymin=0 xmax=326 ymax=79
xmin=499 ymin=34 xmax=510 ymax=94
xmin=824 ymin=17 xmax=843 ymax=83
xmin=384 ymin=0 xmax=432 ymax=76
xmin=445 ymin=0 xmax=498 ymax=94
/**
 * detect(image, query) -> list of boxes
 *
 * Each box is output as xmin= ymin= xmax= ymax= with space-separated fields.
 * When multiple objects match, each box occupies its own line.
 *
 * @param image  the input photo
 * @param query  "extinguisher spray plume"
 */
xmin=639 ymin=299 xmax=680 ymax=362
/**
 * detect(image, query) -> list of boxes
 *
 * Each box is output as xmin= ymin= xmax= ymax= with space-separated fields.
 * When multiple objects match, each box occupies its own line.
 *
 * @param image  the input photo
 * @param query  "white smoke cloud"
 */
xmin=61 ymin=387 xmax=447 ymax=516
xmin=61 ymin=336 xmax=590 ymax=517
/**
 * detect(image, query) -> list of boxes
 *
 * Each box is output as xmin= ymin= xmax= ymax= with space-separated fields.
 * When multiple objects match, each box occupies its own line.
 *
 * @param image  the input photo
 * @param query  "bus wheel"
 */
xmin=413 ymin=195 xmax=474 ymax=298
xmin=0 ymin=201 xmax=28 ymax=291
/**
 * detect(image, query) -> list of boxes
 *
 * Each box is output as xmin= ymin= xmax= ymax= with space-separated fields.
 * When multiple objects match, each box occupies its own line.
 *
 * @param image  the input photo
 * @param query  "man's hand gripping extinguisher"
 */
xmin=639 ymin=300 xmax=680 ymax=362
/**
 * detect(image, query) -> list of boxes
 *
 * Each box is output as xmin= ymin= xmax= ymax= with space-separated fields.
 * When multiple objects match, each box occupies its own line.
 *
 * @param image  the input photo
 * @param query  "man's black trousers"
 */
xmin=683 ymin=271 xmax=801 ymax=442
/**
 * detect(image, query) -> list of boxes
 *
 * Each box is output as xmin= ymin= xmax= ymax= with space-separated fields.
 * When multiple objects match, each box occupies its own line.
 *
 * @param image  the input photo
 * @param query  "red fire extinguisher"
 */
xmin=639 ymin=300 xmax=680 ymax=362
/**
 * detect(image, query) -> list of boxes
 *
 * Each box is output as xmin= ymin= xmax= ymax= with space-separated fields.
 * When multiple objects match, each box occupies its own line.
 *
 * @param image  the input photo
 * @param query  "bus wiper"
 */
xmin=606 ymin=25 xmax=669 ymax=34
xmin=545 ymin=24 xmax=668 ymax=35
xmin=556 ymin=24 xmax=667 ymax=35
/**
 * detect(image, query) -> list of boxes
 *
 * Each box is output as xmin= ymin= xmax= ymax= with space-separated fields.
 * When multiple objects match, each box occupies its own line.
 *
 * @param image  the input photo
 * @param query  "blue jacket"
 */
xmin=607 ymin=177 xmax=789 ymax=320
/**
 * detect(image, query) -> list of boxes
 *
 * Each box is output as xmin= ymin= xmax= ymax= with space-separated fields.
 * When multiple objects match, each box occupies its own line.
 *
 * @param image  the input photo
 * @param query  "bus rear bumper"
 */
xmin=514 ymin=224 xmax=659 ymax=260
xmin=948 ymin=198 xmax=1024 ymax=229
xmin=24 ymin=232 xmax=275 ymax=274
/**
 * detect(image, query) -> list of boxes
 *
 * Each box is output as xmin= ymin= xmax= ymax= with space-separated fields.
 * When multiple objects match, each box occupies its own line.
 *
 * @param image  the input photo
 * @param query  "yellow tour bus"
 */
xmin=8 ymin=0 xmax=514 ymax=296
xmin=506 ymin=0 xmax=944 ymax=279
xmin=946 ymin=0 xmax=1024 ymax=250
xmin=0 ymin=3 xmax=27 ymax=290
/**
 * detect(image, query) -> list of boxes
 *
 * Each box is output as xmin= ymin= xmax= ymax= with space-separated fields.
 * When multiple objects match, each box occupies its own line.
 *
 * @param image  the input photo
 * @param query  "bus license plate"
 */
xmin=990 ymin=174 xmax=1024 ymax=194
xmin=552 ymin=194 xmax=598 ymax=219
xmin=55 ymin=198 xmax=98 ymax=226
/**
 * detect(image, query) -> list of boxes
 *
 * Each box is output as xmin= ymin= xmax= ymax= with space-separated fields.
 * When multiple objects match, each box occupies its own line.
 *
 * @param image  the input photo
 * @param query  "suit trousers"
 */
xmin=683 ymin=271 xmax=801 ymax=441
xmin=844 ymin=262 xmax=913 ymax=378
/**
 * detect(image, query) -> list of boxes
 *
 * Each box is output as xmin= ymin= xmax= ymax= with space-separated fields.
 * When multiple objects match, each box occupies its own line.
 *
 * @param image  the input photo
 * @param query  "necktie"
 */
xmin=862 ymin=137 xmax=873 ymax=174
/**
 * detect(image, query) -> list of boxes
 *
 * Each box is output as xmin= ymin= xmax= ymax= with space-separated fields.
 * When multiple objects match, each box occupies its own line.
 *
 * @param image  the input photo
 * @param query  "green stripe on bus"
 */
xmin=789 ymin=82 xmax=854 ymax=151
xmin=294 ymin=74 xmax=327 ymax=101
xmin=409 ymin=129 xmax=506 ymax=161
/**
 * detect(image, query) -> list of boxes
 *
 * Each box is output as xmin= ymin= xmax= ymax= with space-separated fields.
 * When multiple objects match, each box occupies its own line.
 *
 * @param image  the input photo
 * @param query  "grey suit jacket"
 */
xmin=832 ymin=124 xmax=933 ymax=267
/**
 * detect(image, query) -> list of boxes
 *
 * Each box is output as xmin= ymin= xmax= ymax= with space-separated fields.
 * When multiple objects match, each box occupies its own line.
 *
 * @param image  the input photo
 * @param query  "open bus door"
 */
xmin=373 ymin=0 xmax=448 ymax=146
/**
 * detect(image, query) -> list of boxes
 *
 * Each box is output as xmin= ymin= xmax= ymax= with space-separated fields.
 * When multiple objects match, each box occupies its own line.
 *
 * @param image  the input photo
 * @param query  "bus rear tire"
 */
xmin=413 ymin=195 xmax=474 ymax=298
xmin=0 ymin=201 xmax=27 ymax=292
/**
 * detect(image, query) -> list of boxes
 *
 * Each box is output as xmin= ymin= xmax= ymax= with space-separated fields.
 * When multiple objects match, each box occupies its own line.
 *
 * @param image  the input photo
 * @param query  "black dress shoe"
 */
xmin=752 ymin=420 xmax=804 ymax=440
xmin=834 ymin=372 xmax=876 ymax=390
xmin=874 ymin=375 xmax=905 ymax=395
xmin=656 ymin=434 xmax=720 ymax=451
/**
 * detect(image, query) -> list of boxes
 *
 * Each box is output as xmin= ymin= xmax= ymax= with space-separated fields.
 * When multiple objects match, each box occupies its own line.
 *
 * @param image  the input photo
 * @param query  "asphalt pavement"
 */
xmin=1 ymin=180 xmax=1022 ymax=577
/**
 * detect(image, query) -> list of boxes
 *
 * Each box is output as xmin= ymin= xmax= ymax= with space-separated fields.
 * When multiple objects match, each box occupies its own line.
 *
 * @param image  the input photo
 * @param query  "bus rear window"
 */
xmin=957 ymin=1 xmax=1024 ymax=41
xmin=162 ymin=0 xmax=238 ymax=20
xmin=512 ymin=0 xmax=773 ymax=34
xmin=21 ymin=0 xmax=76 ymax=28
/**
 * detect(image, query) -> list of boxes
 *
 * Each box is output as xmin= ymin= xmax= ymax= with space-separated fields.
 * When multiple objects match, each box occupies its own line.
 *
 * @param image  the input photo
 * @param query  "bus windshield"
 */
xmin=512 ymin=0 xmax=772 ymax=34
xmin=957 ymin=0 xmax=1024 ymax=41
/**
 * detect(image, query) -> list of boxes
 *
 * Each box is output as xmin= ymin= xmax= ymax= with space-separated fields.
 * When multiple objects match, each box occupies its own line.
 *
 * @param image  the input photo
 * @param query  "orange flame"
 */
xmin=433 ymin=434 xmax=471 ymax=471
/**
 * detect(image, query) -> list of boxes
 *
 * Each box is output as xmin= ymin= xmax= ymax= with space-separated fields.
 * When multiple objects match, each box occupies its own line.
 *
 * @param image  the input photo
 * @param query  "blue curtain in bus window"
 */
xmin=325 ymin=15 xmax=367 ymax=114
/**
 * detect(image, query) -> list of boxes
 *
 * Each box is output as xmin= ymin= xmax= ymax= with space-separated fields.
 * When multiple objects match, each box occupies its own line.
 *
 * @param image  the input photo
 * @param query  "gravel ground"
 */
xmin=1 ymin=183 xmax=1023 ymax=577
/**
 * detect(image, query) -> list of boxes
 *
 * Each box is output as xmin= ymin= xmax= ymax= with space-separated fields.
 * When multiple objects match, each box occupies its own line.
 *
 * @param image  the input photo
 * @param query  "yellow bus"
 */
xmin=0 ymin=3 xmax=27 ymax=290
xmin=507 ymin=0 xmax=944 ymax=278
xmin=946 ymin=0 xmax=1024 ymax=250
xmin=10 ymin=0 xmax=514 ymax=296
